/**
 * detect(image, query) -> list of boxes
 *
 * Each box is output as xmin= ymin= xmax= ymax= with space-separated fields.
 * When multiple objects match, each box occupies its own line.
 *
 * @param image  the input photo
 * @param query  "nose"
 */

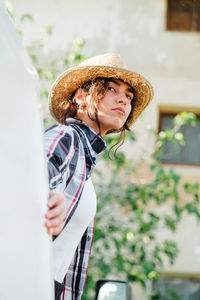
xmin=116 ymin=92 xmax=128 ymax=105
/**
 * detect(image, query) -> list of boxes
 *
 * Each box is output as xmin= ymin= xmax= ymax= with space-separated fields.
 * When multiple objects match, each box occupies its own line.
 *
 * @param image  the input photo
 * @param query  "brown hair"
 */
xmin=61 ymin=77 xmax=136 ymax=158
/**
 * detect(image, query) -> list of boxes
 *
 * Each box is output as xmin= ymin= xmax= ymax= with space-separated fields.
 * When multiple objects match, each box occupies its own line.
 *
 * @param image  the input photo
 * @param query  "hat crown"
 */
xmin=78 ymin=53 xmax=126 ymax=69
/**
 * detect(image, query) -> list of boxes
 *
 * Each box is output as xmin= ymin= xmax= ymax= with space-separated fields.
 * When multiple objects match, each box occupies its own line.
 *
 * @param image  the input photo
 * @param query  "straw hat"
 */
xmin=48 ymin=53 xmax=154 ymax=127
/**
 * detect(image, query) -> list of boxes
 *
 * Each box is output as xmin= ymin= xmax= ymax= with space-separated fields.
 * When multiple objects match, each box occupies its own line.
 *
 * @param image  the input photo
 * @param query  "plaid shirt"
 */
xmin=44 ymin=118 xmax=106 ymax=299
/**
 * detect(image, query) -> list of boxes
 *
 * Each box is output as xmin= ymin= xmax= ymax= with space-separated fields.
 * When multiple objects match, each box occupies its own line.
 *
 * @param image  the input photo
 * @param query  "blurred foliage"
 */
xmin=150 ymin=287 xmax=181 ymax=300
xmin=5 ymin=0 xmax=87 ymax=128
xmin=29 ymin=33 xmax=87 ymax=128
xmin=7 ymin=3 xmax=200 ymax=299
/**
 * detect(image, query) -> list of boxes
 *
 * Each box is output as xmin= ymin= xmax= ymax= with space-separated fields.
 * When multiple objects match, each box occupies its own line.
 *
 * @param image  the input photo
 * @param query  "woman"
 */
xmin=44 ymin=53 xmax=153 ymax=300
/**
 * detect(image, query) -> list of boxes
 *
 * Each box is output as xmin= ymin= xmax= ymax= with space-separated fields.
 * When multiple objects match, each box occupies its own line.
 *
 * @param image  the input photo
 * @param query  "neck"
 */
xmin=76 ymin=111 xmax=106 ymax=136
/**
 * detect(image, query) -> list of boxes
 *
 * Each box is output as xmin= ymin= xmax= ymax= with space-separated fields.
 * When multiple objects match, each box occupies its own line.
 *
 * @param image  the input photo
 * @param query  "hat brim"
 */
xmin=48 ymin=65 xmax=154 ymax=127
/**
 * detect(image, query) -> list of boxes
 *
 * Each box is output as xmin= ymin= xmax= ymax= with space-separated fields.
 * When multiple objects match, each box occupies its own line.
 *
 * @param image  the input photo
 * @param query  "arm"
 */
xmin=44 ymin=124 xmax=74 ymax=191
xmin=44 ymin=125 xmax=74 ymax=236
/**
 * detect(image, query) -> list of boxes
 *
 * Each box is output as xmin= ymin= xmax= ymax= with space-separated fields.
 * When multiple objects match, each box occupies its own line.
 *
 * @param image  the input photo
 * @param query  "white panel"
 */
xmin=0 ymin=1 xmax=53 ymax=299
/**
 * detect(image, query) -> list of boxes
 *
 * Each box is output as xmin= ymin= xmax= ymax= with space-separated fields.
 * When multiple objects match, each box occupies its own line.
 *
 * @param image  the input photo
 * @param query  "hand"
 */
xmin=45 ymin=191 xmax=66 ymax=236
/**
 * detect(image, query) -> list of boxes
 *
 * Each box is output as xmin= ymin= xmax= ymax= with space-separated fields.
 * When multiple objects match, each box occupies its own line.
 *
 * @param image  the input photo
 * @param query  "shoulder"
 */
xmin=44 ymin=124 xmax=83 ymax=143
xmin=44 ymin=124 xmax=84 ymax=159
xmin=45 ymin=124 xmax=79 ymax=138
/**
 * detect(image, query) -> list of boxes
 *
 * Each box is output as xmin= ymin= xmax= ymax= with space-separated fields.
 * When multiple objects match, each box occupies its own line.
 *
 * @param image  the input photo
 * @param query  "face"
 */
xmin=75 ymin=78 xmax=134 ymax=136
xmin=96 ymin=79 xmax=134 ymax=135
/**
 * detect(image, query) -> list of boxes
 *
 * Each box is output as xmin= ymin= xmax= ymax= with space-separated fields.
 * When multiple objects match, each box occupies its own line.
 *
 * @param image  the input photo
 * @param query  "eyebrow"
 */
xmin=108 ymin=79 xmax=134 ymax=94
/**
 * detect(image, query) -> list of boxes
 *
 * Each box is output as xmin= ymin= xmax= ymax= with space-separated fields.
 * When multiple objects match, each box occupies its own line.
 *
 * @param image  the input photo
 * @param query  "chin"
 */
xmin=109 ymin=119 xmax=124 ymax=130
xmin=99 ymin=116 xmax=125 ymax=133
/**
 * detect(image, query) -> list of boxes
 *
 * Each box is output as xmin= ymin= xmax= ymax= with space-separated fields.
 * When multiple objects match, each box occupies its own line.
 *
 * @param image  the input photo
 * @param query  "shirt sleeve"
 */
xmin=44 ymin=124 xmax=74 ymax=192
xmin=44 ymin=124 xmax=87 ymax=227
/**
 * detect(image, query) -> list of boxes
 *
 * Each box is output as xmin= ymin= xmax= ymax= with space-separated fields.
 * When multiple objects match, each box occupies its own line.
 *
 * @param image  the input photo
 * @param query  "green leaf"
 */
xmin=20 ymin=13 xmax=34 ymax=23
xmin=45 ymin=25 xmax=55 ymax=36
xmin=163 ymin=241 xmax=179 ymax=264
xmin=164 ymin=216 xmax=176 ymax=232
xmin=184 ymin=203 xmax=200 ymax=218
xmin=174 ymin=112 xmax=196 ymax=126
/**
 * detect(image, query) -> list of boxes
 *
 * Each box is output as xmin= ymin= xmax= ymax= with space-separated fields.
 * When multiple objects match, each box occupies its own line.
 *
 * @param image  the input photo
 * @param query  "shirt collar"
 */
xmin=65 ymin=118 xmax=106 ymax=154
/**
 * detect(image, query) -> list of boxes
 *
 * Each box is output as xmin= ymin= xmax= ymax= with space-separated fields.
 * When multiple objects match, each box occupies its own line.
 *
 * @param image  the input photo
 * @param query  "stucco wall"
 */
xmin=8 ymin=0 xmax=200 ymax=295
xmin=10 ymin=0 xmax=200 ymax=168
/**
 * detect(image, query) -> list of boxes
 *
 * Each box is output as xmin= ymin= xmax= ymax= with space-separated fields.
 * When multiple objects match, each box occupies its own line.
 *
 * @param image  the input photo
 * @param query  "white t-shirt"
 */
xmin=52 ymin=178 xmax=97 ymax=282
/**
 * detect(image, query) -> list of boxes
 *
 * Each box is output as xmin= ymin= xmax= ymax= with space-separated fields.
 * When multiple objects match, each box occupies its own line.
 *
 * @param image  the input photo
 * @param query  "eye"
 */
xmin=126 ymin=94 xmax=133 ymax=101
xmin=107 ymin=86 xmax=115 ymax=92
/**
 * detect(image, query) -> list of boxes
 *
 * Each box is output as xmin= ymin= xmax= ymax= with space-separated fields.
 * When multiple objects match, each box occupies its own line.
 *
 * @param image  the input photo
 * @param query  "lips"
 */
xmin=112 ymin=107 xmax=125 ymax=115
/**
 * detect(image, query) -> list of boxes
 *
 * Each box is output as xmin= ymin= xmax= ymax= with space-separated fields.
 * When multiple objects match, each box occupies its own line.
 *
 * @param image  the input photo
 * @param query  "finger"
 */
xmin=45 ymin=216 xmax=62 ymax=229
xmin=47 ymin=217 xmax=65 ymax=235
xmin=49 ymin=190 xmax=55 ymax=197
xmin=48 ymin=194 xmax=63 ymax=208
xmin=47 ymin=193 xmax=64 ymax=209
xmin=49 ymin=222 xmax=64 ymax=236
xmin=45 ymin=202 xmax=65 ymax=219
xmin=45 ymin=216 xmax=66 ymax=234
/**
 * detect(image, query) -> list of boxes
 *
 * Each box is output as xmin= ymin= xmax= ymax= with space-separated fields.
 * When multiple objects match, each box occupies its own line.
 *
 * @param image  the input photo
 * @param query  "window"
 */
xmin=159 ymin=110 xmax=200 ymax=166
xmin=153 ymin=275 xmax=200 ymax=299
xmin=167 ymin=0 xmax=200 ymax=31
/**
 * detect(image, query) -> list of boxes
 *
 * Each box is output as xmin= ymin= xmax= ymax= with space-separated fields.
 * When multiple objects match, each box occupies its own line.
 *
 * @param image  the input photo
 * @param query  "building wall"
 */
xmin=10 ymin=0 xmax=200 ymax=167
xmin=8 ymin=0 xmax=200 ymax=295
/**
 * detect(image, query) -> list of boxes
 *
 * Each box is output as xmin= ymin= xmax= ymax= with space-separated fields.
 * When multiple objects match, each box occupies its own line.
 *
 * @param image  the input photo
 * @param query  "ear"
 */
xmin=75 ymin=88 xmax=87 ymax=108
